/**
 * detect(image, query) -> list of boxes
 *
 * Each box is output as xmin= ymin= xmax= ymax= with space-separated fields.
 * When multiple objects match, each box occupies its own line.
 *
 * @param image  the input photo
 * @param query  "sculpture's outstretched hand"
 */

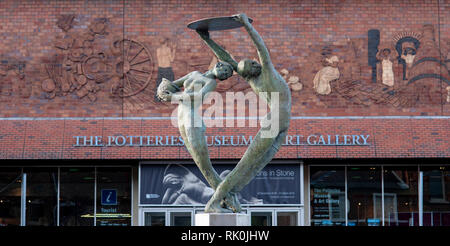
xmin=157 ymin=90 xmax=172 ymax=102
xmin=157 ymin=78 xmax=180 ymax=102
xmin=232 ymin=13 xmax=249 ymax=24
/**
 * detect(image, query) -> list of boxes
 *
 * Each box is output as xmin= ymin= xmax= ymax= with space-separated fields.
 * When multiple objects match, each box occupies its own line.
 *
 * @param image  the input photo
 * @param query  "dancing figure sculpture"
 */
xmin=157 ymin=61 xmax=241 ymax=212
xmin=195 ymin=13 xmax=292 ymax=213
xmin=158 ymin=13 xmax=291 ymax=213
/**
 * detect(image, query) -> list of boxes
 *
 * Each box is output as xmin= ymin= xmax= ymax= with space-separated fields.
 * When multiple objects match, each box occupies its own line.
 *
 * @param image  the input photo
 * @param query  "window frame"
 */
xmin=0 ymin=165 xmax=133 ymax=226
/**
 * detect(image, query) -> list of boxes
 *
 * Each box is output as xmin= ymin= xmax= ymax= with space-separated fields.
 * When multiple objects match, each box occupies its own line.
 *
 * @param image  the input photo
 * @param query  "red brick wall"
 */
xmin=0 ymin=1 xmax=448 ymax=159
xmin=0 ymin=118 xmax=448 ymax=159
xmin=0 ymin=0 xmax=449 ymax=117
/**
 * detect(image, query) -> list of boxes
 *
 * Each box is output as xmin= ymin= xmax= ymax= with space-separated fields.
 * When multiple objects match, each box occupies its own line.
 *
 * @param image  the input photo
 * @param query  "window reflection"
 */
xmin=170 ymin=212 xmax=191 ymax=226
xmin=251 ymin=212 xmax=272 ymax=226
xmin=310 ymin=166 xmax=346 ymax=226
xmin=422 ymin=166 xmax=450 ymax=226
xmin=96 ymin=167 xmax=131 ymax=226
xmin=0 ymin=168 xmax=22 ymax=226
xmin=60 ymin=168 xmax=95 ymax=226
xmin=277 ymin=212 xmax=298 ymax=226
xmin=309 ymin=165 xmax=450 ymax=226
xmin=144 ymin=212 xmax=165 ymax=226
xmin=383 ymin=167 xmax=418 ymax=226
xmin=347 ymin=166 xmax=382 ymax=226
xmin=1 ymin=166 xmax=133 ymax=226
xmin=25 ymin=168 xmax=58 ymax=226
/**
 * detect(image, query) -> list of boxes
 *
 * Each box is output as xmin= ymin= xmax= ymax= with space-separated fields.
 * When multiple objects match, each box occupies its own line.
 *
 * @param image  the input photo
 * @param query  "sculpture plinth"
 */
xmin=195 ymin=213 xmax=250 ymax=226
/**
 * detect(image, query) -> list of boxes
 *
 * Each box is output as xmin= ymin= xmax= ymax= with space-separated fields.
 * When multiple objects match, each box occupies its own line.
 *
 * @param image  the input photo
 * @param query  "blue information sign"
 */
xmin=101 ymin=189 xmax=117 ymax=205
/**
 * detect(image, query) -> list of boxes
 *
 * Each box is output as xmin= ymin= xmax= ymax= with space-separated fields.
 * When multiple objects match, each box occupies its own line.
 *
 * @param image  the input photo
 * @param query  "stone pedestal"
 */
xmin=195 ymin=213 xmax=250 ymax=226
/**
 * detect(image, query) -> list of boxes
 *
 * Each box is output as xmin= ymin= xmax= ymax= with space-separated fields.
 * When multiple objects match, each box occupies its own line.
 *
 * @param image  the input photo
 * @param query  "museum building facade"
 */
xmin=0 ymin=0 xmax=449 ymax=226
xmin=0 ymin=117 xmax=448 ymax=226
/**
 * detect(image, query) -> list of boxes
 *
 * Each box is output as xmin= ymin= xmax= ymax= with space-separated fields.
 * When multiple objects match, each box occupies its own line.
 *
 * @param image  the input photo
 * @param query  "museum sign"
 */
xmin=73 ymin=134 xmax=370 ymax=147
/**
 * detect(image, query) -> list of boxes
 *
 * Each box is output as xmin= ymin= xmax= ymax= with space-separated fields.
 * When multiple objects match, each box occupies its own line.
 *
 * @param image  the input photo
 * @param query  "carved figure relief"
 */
xmin=376 ymin=47 xmax=395 ymax=87
xmin=313 ymin=50 xmax=340 ymax=95
xmin=281 ymin=69 xmax=302 ymax=91
xmin=393 ymin=32 xmax=421 ymax=81
xmin=155 ymin=37 xmax=176 ymax=101
xmin=447 ymin=86 xmax=450 ymax=103
xmin=405 ymin=25 xmax=450 ymax=105
xmin=313 ymin=24 xmax=449 ymax=108
xmin=2 ymin=12 xmax=449 ymax=112
xmin=368 ymin=29 xmax=380 ymax=83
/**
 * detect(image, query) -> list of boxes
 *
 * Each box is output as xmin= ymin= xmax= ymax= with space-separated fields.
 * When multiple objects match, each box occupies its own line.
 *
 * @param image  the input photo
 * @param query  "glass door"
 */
xmin=251 ymin=211 xmax=273 ymax=226
xmin=169 ymin=211 xmax=192 ymax=226
xmin=276 ymin=211 xmax=299 ymax=226
xmin=24 ymin=167 xmax=58 ymax=226
xmin=0 ymin=168 xmax=22 ymax=226
xmin=144 ymin=211 xmax=166 ymax=226
xmin=141 ymin=208 xmax=300 ymax=226
xmin=249 ymin=209 xmax=301 ymax=226
xmin=141 ymin=209 xmax=193 ymax=226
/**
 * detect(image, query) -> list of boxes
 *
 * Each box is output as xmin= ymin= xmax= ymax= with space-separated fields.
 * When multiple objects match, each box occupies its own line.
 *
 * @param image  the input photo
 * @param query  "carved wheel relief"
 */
xmin=110 ymin=39 xmax=154 ymax=98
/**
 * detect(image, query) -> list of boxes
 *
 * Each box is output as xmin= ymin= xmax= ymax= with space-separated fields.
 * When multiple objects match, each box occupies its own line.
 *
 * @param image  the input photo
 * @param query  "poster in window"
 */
xmin=140 ymin=164 xmax=301 ymax=205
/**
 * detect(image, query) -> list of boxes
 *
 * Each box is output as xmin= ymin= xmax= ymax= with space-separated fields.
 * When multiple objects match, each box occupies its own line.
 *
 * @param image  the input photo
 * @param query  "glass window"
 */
xmin=170 ymin=212 xmax=191 ymax=226
xmin=251 ymin=212 xmax=272 ymax=226
xmin=59 ymin=167 xmax=95 ymax=226
xmin=144 ymin=212 xmax=165 ymax=226
xmin=277 ymin=212 xmax=298 ymax=226
xmin=96 ymin=167 xmax=131 ymax=226
xmin=422 ymin=166 xmax=450 ymax=226
xmin=0 ymin=168 xmax=22 ymax=226
xmin=24 ymin=168 xmax=58 ymax=226
xmin=347 ymin=166 xmax=382 ymax=226
xmin=310 ymin=166 xmax=346 ymax=226
xmin=383 ymin=166 xmax=418 ymax=226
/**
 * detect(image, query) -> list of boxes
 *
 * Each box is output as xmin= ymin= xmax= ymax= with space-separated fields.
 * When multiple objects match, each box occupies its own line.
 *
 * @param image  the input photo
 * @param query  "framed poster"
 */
xmin=139 ymin=163 xmax=301 ymax=206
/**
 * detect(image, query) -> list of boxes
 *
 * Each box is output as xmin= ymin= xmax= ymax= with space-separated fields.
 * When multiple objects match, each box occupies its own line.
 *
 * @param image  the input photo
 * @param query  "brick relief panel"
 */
xmin=0 ymin=0 xmax=448 ymax=117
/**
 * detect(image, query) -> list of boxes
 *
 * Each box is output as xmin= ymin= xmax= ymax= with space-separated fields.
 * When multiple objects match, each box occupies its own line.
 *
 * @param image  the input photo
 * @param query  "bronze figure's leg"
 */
xmin=180 ymin=118 xmax=242 ymax=212
xmin=205 ymin=112 xmax=288 ymax=213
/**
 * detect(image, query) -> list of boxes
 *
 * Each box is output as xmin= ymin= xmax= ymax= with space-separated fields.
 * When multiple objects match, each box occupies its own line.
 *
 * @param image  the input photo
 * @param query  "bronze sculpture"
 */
xmin=157 ymin=13 xmax=292 ymax=213
xmin=157 ymin=61 xmax=241 ymax=212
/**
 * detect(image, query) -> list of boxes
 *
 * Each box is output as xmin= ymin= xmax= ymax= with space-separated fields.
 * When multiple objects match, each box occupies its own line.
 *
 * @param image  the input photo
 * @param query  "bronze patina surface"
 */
xmin=187 ymin=16 xmax=253 ymax=31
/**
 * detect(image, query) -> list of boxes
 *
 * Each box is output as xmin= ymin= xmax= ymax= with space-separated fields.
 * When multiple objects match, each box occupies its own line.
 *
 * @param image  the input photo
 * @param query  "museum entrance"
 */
xmin=248 ymin=208 xmax=301 ymax=226
xmin=140 ymin=208 xmax=194 ymax=226
xmin=138 ymin=207 xmax=303 ymax=226
xmin=138 ymin=160 xmax=304 ymax=226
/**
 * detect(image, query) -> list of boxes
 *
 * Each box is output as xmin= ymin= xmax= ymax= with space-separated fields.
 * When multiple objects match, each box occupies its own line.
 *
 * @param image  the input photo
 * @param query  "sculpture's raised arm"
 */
xmin=233 ymin=13 xmax=274 ymax=70
xmin=158 ymin=74 xmax=217 ymax=103
xmin=196 ymin=29 xmax=239 ymax=71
